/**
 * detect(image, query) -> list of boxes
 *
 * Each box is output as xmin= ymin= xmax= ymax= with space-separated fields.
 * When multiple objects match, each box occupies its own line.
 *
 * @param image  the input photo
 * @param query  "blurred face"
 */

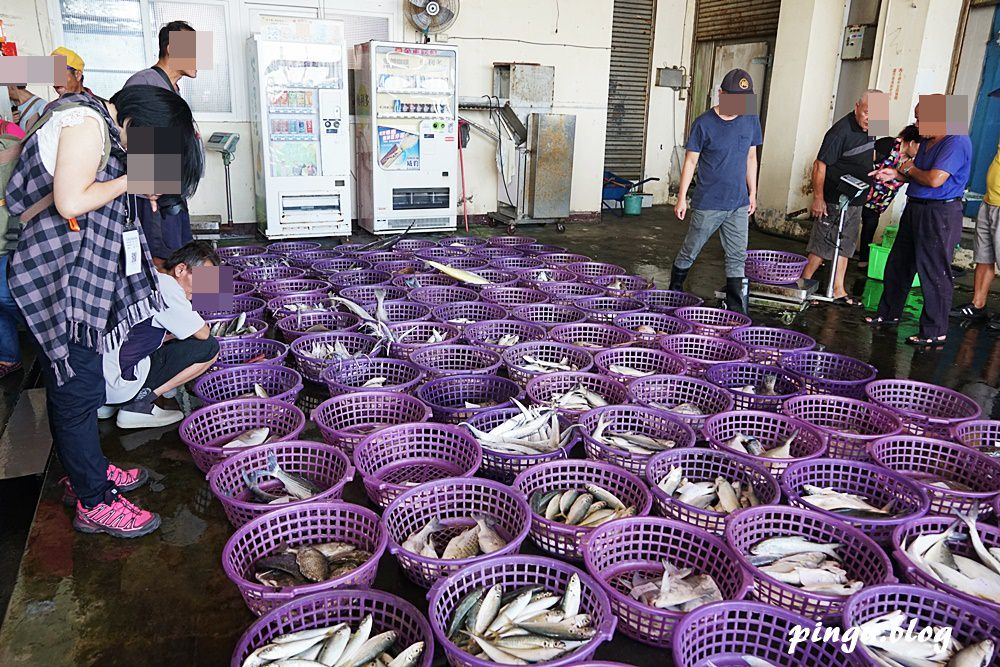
xmin=55 ymin=67 xmax=83 ymax=96
xmin=170 ymin=260 xmax=213 ymax=299
xmin=854 ymin=98 xmax=870 ymax=132
xmin=168 ymin=31 xmax=199 ymax=79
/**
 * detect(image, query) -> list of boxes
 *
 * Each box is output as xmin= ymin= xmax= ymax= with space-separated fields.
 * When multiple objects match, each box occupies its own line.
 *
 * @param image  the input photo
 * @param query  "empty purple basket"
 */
xmin=387 ymin=321 xmax=463 ymax=360
xmin=778 ymin=350 xmax=876 ymax=399
xmin=627 ymin=373 xmax=735 ymax=433
xmin=256 ymin=277 xmax=332 ymax=302
xmin=408 ymin=285 xmax=480 ymax=306
xmin=462 ymin=319 xmax=547 ymax=353
xmin=582 ymin=516 xmax=752 ymax=648
xmin=213 ymin=338 xmax=289 ymax=371
xmin=487 ymin=235 xmax=536 ymax=247
xmin=471 ymin=246 xmax=525 ymax=261
xmin=865 ymin=378 xmax=981 ymax=438
xmin=416 ymin=374 xmax=523 ymax=424
xmin=674 ymin=306 xmax=753 ymax=337
xmin=487 ymin=256 xmax=544 ymax=273
xmin=593 ymin=346 xmax=689 ymax=384
xmin=537 ymin=281 xmax=607 ymax=305
xmin=781 ymin=394 xmax=903 ymax=460
xmin=191 ymin=365 xmax=303 ymax=406
xmin=275 ymin=311 xmax=361 ymax=343
xmin=431 ymin=301 xmax=508 ymax=328
xmin=728 ymin=325 xmax=817 ymax=364
xmin=311 ymin=390 xmax=431 ymax=455
xmin=206 ymin=440 xmax=354 ymax=528
xmin=321 ymin=356 xmax=425 ymax=396
xmin=511 ymin=303 xmax=588 ymax=329
xmin=781 ymin=458 xmax=929 ymax=545
xmin=548 ymin=322 xmax=637 ymax=351
xmin=374 ymin=258 xmax=424 ymax=274
xmin=658 ymin=334 xmax=748 ymax=377
xmin=525 ymin=371 xmax=630 ymax=421
xmin=704 ymin=361 xmax=804 ymax=412
xmin=502 ymin=341 xmax=595 ymax=385
xmin=383 ymin=477 xmax=531 ymax=588
xmin=267 ymin=240 xmax=321 ymax=255
xmin=286 ymin=248 xmax=342 ymax=270
xmin=462 ymin=407 xmax=581 ymax=484
xmin=514 ymin=242 xmax=568 ymax=255
xmin=537 ymin=251 xmax=591 ymax=266
xmin=394 ymin=238 xmax=437 ymax=252
xmin=703 ymin=410 xmax=828 ymax=476
xmin=354 ymin=422 xmax=482 ymax=509
xmin=217 ymin=244 xmax=266 ymax=260
xmin=238 ymin=265 xmax=308 ymax=284
xmin=645 ymin=448 xmax=781 ymax=535
xmin=478 ymin=286 xmax=548 ymax=307
xmin=613 ymin=312 xmax=693 ymax=347
xmin=579 ymin=404 xmax=697 ymax=477
xmin=868 ymin=434 xmax=1000 ymax=516
xmin=745 ymin=249 xmax=809 ymax=285
xmin=328 ymin=269 xmax=392 ymax=289
xmin=576 ymin=296 xmax=646 ymax=324
xmin=410 ymin=344 xmax=503 ymax=379
xmin=724 ymin=505 xmax=895 ymax=620
xmin=511 ymin=459 xmax=653 ymax=560
xmin=634 ymin=289 xmax=704 ymax=314
xmin=221 ymin=502 xmax=386 ymax=616
xmin=567 ymin=261 xmax=627 ymax=280
xmin=289 ymin=331 xmax=380 ymax=383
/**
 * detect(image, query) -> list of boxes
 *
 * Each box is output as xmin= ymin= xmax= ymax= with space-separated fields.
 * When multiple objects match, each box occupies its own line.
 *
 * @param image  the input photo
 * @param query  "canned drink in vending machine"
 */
xmin=305 ymin=120 xmax=313 ymax=134
xmin=297 ymin=120 xmax=305 ymax=134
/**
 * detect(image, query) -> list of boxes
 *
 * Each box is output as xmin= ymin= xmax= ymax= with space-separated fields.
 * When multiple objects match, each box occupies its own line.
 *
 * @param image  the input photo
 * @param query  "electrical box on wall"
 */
xmin=655 ymin=66 xmax=687 ymax=89
xmin=842 ymin=24 xmax=876 ymax=61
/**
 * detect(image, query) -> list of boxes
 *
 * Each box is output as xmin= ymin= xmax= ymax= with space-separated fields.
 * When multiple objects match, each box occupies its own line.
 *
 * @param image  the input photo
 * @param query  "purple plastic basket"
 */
xmin=635 ymin=289 xmax=704 ymax=314
xmin=579 ymin=404 xmax=697 ymax=476
xmin=213 ymin=338 xmax=289 ymax=371
xmin=410 ymin=344 xmax=502 ymax=379
xmin=658 ymin=334 xmax=749 ymax=378
xmin=779 ymin=350 xmax=877 ymax=399
xmin=431 ymin=302 xmax=509 ymax=328
xmin=781 ymin=394 xmax=904 ymax=460
xmin=206 ymin=441 xmax=354 ymax=528
xmin=502 ymin=341 xmax=595 ymax=385
xmin=354 ymin=423 xmax=482 ymax=509
xmin=463 ymin=407 xmax=581 ymax=483
xmin=865 ymin=379 xmax=982 ymax=438
xmin=526 ymin=371 xmax=631 ymax=421
xmin=416 ymin=374 xmax=523 ymax=424
xmin=383 ymin=478 xmax=531 ymax=588
xmin=536 ymin=281 xmax=607 ymax=305
xmin=217 ymin=244 xmax=267 ymax=260
xmin=266 ymin=293 xmax=340 ymax=319
xmin=781 ymin=458 xmax=930 ymax=545
xmin=593 ymin=346 xmax=689 ymax=384
xmin=488 ymin=256 xmax=544 ymax=272
xmin=179 ymin=398 xmax=306 ymax=473
xmin=363 ymin=300 xmax=433 ymax=323
xmin=191 ymin=365 xmax=303 ymax=406
xmin=394 ymin=238 xmax=437 ymax=252
xmin=646 ymin=448 xmax=781 ymax=534
xmin=331 ymin=243 xmax=368 ymax=257
xmin=387 ymin=321 xmax=463 ymax=360
xmin=892 ymin=516 xmax=1000 ymax=614
xmin=951 ymin=418 xmax=1000 ymax=452
xmin=537 ymin=252 xmax=592 ymax=266
xmin=391 ymin=272 xmax=458 ymax=289
xmin=232 ymin=589 xmax=434 ymax=667
xmin=725 ymin=505 xmax=895 ymax=620
xmin=267 ymin=240 xmax=321 ymax=255
xmin=415 ymin=246 xmax=469 ymax=261
xmin=590 ymin=273 xmax=652 ymax=296
xmin=674 ymin=306 xmax=753 ymax=337
xmin=705 ymin=362 xmax=804 ymax=412
xmin=582 ymin=516 xmax=752 ymax=648
xmin=204 ymin=317 xmax=268 ymax=341
xmin=567 ymin=261 xmax=627 ymax=280
xmin=511 ymin=303 xmax=588 ymax=330
xmin=321 ymin=356 xmax=425 ymax=396
xmin=487 ymin=235 xmax=536 ymax=247
xmin=286 ymin=248 xmax=342 ymax=270
xmin=362 ymin=250 xmax=412 ymax=266
xmin=232 ymin=281 xmax=256 ymax=296
xmin=703 ymin=410 xmax=829 ymax=476
xmin=516 ymin=266 xmax=579 ymax=287
xmin=613 ymin=312 xmax=693 ymax=347
xmin=514 ymin=242 xmax=568 ymax=255
xmin=428 ymin=256 xmax=490 ymax=273
xmin=311 ymin=391 xmax=431 ymax=456
xmin=256 ymin=278 xmax=331 ymax=301
xmin=478 ymin=286 xmax=548 ymax=307
xmin=311 ymin=257 xmax=373 ymax=275
xmin=374 ymin=258 xmax=424 ymax=274
xmin=328 ymin=269 xmax=392 ymax=289
xmin=339 ymin=284 xmax=408 ymax=305
xmin=427 ymin=555 xmax=615 ymax=667
xmin=221 ymin=502 xmax=386 ymax=615
xmin=289 ymin=331 xmax=380 ymax=383
xmin=576 ymin=296 xmax=646 ymax=324
xmin=275 ymin=311 xmax=361 ymax=343
xmin=512 ymin=459 xmax=653 ymax=560
xmin=227 ymin=253 xmax=288 ymax=270
xmin=868 ymin=434 xmax=1000 ymax=516
xmin=471 ymin=246 xmax=525 ymax=261
xmin=408 ymin=285 xmax=480 ymax=306
xmin=745 ymin=249 xmax=809 ymax=285
xmin=728 ymin=326 xmax=817 ymax=365
xmin=198 ymin=295 xmax=267 ymax=321
xmin=238 ymin=265 xmax=308 ymax=284
xmin=672 ymin=601 xmax=857 ymax=667
xmin=462 ymin=319 xmax=548 ymax=353
xmin=627 ymin=374 xmax=736 ymax=433
xmin=548 ymin=322 xmax=637 ymax=351
xmin=439 ymin=235 xmax=488 ymax=248
xmin=463 ymin=267 xmax=519 ymax=287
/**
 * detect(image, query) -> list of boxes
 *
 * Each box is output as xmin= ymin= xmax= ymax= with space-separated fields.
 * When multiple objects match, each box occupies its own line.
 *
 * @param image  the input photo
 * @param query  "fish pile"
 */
xmin=749 ymin=536 xmax=863 ymax=596
xmin=627 ymin=559 xmax=723 ymax=612
xmin=590 ymin=415 xmax=677 ymax=455
xmin=210 ymin=312 xmax=259 ymax=337
xmin=734 ymin=374 xmax=779 ymax=396
xmin=446 ymin=573 xmax=597 ymax=664
xmin=857 ymin=611 xmax=994 ymax=667
xmin=396 ymin=326 xmax=447 ymax=344
xmin=241 ymin=615 xmax=424 ymax=667
xmin=251 ymin=541 xmax=373 ymax=589
xmin=649 ymin=401 xmax=704 ymax=417
xmin=461 ymin=402 xmax=576 ymax=456
xmin=517 ymin=355 xmax=579 ymax=374
xmin=530 ymin=484 xmax=636 ymax=528
xmin=223 ymin=427 xmax=276 ymax=449
xmin=304 ymin=340 xmax=365 ymax=362
xmin=236 ymin=384 xmax=270 ymax=399
xmin=635 ymin=324 xmax=670 ymax=337
xmin=726 ymin=431 xmax=797 ymax=459
xmin=241 ymin=256 xmax=290 ymax=268
xmin=424 ymin=260 xmax=492 ymax=286
xmin=606 ymin=363 xmax=652 ymax=378
xmin=927 ymin=479 xmax=975 ymax=492
xmin=548 ymin=384 xmax=609 ymax=411
xmin=242 ymin=452 xmax=320 ymax=505
xmin=799 ymin=485 xmax=894 ymax=519
xmin=902 ymin=510 xmax=1000 ymax=604
xmin=401 ymin=515 xmax=507 ymax=559
xmin=284 ymin=300 xmax=340 ymax=314
xmin=483 ymin=333 xmax=522 ymax=347
xmin=655 ymin=466 xmax=761 ymax=513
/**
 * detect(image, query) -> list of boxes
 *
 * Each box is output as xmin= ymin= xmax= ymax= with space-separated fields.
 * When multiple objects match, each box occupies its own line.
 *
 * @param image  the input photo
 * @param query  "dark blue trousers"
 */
xmin=137 ymin=198 xmax=193 ymax=261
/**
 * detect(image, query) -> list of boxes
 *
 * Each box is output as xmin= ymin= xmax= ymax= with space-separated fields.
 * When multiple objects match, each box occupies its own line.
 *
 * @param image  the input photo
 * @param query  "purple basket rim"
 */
xmin=290 ymin=330 xmax=379 ymax=349
xmin=353 ymin=422 xmax=483 ymax=479
xmin=864 ymin=378 xmax=983 ymax=423
xmin=179 ymin=398 xmax=306 ymax=450
xmin=867 ymin=434 xmax=1000 ymax=497
xmin=842 ymin=583 xmax=1000 ymax=635
xmin=704 ymin=362 xmax=804 ymax=398
xmin=779 ymin=350 xmax=878 ymax=384
xmin=781 ymin=394 xmax=905 ymax=436
xmin=320 ymin=356 xmax=425 ymax=388
xmin=703 ymin=410 xmax=830 ymax=460
xmin=312 ymin=390 xmax=429 ymax=419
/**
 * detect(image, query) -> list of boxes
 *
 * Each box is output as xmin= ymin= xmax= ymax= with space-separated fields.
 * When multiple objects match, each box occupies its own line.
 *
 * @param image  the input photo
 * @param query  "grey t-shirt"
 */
xmin=123 ymin=67 xmax=178 ymax=93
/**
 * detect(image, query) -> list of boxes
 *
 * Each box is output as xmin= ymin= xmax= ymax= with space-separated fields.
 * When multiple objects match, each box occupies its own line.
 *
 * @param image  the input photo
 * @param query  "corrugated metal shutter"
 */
xmin=604 ymin=0 xmax=656 ymax=180
xmin=695 ymin=0 xmax=781 ymax=41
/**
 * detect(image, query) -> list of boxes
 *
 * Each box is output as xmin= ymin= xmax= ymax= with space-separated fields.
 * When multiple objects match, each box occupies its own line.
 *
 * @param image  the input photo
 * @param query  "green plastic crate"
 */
xmin=867 ymin=243 xmax=919 ymax=287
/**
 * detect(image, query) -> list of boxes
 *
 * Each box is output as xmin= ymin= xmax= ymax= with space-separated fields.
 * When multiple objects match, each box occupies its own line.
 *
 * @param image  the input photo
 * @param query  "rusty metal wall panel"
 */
xmin=604 ymin=0 xmax=656 ymax=180
xmin=695 ymin=0 xmax=781 ymax=41
xmin=527 ymin=114 xmax=577 ymax=219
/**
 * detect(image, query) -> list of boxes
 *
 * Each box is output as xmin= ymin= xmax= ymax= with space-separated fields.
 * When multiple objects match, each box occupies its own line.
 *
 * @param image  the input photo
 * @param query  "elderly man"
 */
xmin=42 ymin=47 xmax=103 ymax=114
xmin=801 ymin=90 xmax=881 ymax=305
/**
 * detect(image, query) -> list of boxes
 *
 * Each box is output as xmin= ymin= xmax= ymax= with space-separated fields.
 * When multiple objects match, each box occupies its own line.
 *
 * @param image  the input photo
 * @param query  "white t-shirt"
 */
xmin=37 ymin=106 xmax=107 ymax=176
xmin=103 ymin=273 xmax=205 ymax=404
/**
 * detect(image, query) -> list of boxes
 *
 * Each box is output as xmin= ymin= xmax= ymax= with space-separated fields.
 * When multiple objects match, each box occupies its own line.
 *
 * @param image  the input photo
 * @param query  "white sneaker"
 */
xmin=97 ymin=405 xmax=118 ymax=420
xmin=115 ymin=404 xmax=184 ymax=429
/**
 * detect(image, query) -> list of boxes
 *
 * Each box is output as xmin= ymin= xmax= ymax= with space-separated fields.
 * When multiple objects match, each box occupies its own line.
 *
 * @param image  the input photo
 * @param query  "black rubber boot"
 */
xmin=669 ymin=265 xmax=690 ymax=291
xmin=725 ymin=277 xmax=749 ymax=315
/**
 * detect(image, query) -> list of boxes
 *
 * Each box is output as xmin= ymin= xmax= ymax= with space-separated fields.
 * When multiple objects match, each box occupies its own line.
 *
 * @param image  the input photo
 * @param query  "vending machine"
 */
xmin=247 ymin=16 xmax=352 ymax=239
xmin=355 ymin=41 xmax=458 ymax=235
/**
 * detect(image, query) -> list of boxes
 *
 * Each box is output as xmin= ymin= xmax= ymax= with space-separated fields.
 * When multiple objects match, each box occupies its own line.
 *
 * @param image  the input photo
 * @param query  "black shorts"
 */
xmin=140 ymin=336 xmax=219 ymax=393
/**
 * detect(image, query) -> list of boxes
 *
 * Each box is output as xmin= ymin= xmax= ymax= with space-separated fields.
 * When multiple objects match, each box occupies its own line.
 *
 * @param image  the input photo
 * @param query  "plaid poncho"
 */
xmin=5 ymin=94 xmax=163 ymax=385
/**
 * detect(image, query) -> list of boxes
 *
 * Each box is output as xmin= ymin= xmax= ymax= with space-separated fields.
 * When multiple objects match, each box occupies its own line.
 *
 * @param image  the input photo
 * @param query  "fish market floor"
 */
xmin=2 ymin=206 xmax=1000 ymax=666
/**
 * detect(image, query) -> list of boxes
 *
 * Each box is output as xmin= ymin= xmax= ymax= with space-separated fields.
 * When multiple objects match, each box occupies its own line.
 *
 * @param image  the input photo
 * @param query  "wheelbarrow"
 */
xmin=602 ymin=171 xmax=659 ymax=216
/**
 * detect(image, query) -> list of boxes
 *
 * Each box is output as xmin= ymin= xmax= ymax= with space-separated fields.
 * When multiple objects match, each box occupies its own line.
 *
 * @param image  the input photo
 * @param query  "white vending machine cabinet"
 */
xmin=247 ymin=16 xmax=352 ymax=239
xmin=355 ymin=41 xmax=458 ymax=235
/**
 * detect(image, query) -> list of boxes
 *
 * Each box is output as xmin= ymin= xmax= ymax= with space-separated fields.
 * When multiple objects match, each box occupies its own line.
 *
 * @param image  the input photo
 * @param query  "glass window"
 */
xmin=150 ymin=2 xmax=233 ymax=113
xmin=58 ymin=0 xmax=145 ymax=99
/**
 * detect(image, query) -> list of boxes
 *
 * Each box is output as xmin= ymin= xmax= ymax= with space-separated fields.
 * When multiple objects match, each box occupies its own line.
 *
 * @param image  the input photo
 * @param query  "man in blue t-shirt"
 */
xmin=670 ymin=68 xmax=763 ymax=314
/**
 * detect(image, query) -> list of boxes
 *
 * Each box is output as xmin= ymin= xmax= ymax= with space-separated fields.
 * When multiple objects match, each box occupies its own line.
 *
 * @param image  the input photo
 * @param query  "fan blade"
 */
xmin=410 ymin=0 xmax=428 ymax=7
xmin=434 ymin=7 xmax=455 ymax=26
xmin=411 ymin=11 xmax=432 ymax=30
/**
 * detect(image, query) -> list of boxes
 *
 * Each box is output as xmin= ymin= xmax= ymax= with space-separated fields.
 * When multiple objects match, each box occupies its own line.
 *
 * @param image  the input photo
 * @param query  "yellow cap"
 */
xmin=51 ymin=46 xmax=85 ymax=72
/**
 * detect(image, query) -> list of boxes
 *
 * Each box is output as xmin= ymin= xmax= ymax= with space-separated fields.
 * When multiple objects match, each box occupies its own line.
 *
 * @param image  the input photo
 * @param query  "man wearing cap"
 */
xmin=670 ymin=68 xmax=763 ymax=315
xmin=800 ymin=90 xmax=880 ymax=305
xmin=43 ymin=47 xmax=103 ymax=114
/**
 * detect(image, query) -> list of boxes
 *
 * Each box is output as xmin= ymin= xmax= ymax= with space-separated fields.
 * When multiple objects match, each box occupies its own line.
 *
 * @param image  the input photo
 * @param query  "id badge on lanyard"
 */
xmin=123 ymin=194 xmax=142 ymax=277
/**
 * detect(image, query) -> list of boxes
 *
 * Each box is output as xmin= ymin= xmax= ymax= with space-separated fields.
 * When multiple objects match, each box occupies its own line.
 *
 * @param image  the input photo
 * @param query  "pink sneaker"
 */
xmin=60 ymin=464 xmax=150 ymax=506
xmin=73 ymin=488 xmax=161 ymax=538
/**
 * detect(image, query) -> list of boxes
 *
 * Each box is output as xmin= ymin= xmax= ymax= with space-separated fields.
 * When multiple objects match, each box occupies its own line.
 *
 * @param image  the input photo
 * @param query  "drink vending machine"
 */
xmin=354 ymin=41 xmax=458 ymax=235
xmin=247 ymin=16 xmax=352 ymax=239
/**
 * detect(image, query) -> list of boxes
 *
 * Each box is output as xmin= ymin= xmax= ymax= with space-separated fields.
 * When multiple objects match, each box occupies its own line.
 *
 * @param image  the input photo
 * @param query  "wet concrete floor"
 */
xmin=1 ymin=206 xmax=1000 ymax=665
